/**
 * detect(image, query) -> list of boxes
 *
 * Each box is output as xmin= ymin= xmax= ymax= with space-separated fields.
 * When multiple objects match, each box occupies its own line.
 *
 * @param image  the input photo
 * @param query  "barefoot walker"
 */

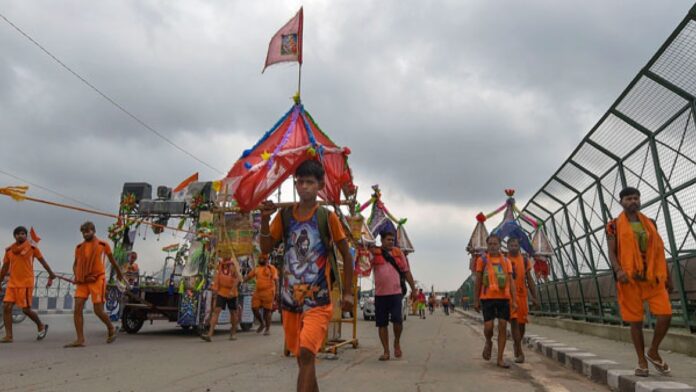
xmin=474 ymin=234 xmax=517 ymax=369
xmin=65 ymin=221 xmax=127 ymax=348
xmin=260 ymin=160 xmax=354 ymax=392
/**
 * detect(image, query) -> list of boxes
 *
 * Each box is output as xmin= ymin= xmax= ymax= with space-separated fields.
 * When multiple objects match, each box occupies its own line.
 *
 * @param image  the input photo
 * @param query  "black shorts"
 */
xmin=375 ymin=294 xmax=403 ymax=327
xmin=481 ymin=299 xmax=510 ymax=322
xmin=215 ymin=295 xmax=238 ymax=310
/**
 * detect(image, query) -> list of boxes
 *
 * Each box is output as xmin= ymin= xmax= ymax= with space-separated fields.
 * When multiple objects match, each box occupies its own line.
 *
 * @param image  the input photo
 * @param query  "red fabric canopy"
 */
xmin=224 ymin=104 xmax=354 ymax=212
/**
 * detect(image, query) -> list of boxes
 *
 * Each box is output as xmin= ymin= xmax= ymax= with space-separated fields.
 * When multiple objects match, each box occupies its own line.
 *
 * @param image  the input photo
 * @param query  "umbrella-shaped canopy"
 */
xmin=224 ymin=103 xmax=354 ymax=211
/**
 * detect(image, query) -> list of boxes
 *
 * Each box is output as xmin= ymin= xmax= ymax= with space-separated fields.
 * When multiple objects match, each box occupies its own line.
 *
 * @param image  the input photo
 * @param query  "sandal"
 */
xmin=63 ymin=341 xmax=85 ymax=348
xmin=37 ymin=325 xmax=49 ymax=341
xmin=0 ymin=337 xmax=13 ymax=344
xmin=229 ymin=335 xmax=237 ymax=341
xmin=482 ymin=341 xmax=492 ymax=361
xmin=497 ymin=361 xmax=511 ymax=369
xmin=646 ymin=353 xmax=671 ymax=375
xmin=394 ymin=347 xmax=403 ymax=358
xmin=106 ymin=329 xmax=117 ymax=344
xmin=514 ymin=355 xmax=525 ymax=364
xmin=379 ymin=353 xmax=390 ymax=361
xmin=635 ymin=367 xmax=649 ymax=377
xmin=200 ymin=334 xmax=212 ymax=342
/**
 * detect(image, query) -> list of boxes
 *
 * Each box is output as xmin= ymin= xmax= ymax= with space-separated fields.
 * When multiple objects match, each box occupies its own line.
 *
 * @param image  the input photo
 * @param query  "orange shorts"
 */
xmin=617 ymin=280 xmax=672 ymax=322
xmin=252 ymin=290 xmax=275 ymax=310
xmin=282 ymin=304 xmax=333 ymax=356
xmin=75 ymin=276 xmax=106 ymax=304
xmin=510 ymin=294 xmax=529 ymax=324
xmin=3 ymin=287 xmax=33 ymax=308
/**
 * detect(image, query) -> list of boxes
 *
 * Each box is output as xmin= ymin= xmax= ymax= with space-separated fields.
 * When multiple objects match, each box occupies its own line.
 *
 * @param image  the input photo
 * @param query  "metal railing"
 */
xmin=520 ymin=5 xmax=696 ymax=332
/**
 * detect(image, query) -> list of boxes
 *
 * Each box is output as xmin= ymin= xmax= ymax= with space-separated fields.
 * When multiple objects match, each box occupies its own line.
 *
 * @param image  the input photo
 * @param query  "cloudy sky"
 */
xmin=0 ymin=1 xmax=692 ymax=291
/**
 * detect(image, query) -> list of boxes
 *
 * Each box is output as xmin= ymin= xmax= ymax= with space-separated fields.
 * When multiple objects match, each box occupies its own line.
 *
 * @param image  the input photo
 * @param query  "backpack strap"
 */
xmin=480 ymin=254 xmax=489 ymax=294
xmin=317 ymin=206 xmax=342 ymax=293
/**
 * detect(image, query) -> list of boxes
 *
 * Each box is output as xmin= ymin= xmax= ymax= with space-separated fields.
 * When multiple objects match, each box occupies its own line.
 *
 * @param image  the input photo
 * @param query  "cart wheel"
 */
xmin=12 ymin=312 xmax=27 ymax=324
xmin=121 ymin=309 xmax=144 ymax=334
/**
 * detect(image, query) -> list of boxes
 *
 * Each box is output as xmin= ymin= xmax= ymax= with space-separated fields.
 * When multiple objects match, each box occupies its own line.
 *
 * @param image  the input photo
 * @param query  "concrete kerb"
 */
xmin=455 ymin=309 xmax=696 ymax=392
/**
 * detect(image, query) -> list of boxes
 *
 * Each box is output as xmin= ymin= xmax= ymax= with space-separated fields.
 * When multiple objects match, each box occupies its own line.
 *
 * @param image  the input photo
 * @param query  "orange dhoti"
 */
xmin=282 ymin=304 xmax=333 ymax=356
xmin=252 ymin=289 xmax=275 ymax=310
xmin=510 ymin=294 xmax=529 ymax=324
xmin=74 ymin=276 xmax=106 ymax=304
xmin=617 ymin=280 xmax=671 ymax=322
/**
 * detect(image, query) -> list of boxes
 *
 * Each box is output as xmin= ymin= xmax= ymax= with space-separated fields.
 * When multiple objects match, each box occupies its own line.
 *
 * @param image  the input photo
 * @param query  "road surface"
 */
xmin=0 ymin=310 xmax=606 ymax=391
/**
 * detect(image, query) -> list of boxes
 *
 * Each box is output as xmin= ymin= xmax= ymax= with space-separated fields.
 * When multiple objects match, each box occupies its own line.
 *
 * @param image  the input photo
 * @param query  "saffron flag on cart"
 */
xmin=173 ymin=172 xmax=198 ymax=200
xmin=263 ymin=7 xmax=303 ymax=72
xmin=223 ymin=104 xmax=354 ymax=212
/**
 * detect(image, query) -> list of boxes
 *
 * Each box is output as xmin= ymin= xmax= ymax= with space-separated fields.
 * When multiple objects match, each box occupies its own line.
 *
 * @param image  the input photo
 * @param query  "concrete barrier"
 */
xmin=455 ymin=309 xmax=696 ymax=392
xmin=529 ymin=316 xmax=696 ymax=357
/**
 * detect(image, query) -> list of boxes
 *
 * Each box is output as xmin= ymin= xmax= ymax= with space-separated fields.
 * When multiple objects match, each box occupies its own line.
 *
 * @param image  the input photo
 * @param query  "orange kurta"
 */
xmin=3 ymin=241 xmax=43 ymax=288
xmin=249 ymin=264 xmax=278 ymax=310
xmin=475 ymin=254 xmax=512 ymax=300
xmin=607 ymin=212 xmax=672 ymax=322
xmin=74 ymin=238 xmax=111 ymax=304
xmin=509 ymin=254 xmax=531 ymax=323
xmin=213 ymin=261 xmax=239 ymax=299
xmin=74 ymin=238 xmax=111 ymax=283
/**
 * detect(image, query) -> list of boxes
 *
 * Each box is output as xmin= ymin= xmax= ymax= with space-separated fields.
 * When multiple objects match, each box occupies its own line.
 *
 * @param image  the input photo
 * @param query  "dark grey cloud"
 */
xmin=0 ymin=0 xmax=692 ymax=289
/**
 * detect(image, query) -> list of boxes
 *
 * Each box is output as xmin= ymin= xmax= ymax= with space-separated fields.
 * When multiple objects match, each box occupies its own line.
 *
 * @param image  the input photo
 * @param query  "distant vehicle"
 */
xmin=362 ymin=296 xmax=408 ymax=322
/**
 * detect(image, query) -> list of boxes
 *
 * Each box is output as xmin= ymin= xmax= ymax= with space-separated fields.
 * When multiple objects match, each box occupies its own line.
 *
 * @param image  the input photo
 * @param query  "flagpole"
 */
xmin=297 ymin=63 xmax=302 ymax=100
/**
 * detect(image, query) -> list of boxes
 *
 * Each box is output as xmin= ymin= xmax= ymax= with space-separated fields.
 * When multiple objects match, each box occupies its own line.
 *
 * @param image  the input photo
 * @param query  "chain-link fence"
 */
xmin=520 ymin=5 xmax=696 ymax=332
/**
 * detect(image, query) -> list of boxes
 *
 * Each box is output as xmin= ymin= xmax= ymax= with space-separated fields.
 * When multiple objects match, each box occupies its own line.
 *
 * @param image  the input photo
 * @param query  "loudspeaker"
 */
xmin=122 ymin=183 xmax=152 ymax=202
xmin=186 ymin=182 xmax=214 ymax=202
xmin=139 ymin=200 xmax=186 ymax=215
xmin=157 ymin=186 xmax=172 ymax=200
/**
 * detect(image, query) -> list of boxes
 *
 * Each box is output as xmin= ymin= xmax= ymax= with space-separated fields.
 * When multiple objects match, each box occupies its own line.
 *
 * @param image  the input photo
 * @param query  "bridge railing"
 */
xmin=520 ymin=5 xmax=696 ymax=332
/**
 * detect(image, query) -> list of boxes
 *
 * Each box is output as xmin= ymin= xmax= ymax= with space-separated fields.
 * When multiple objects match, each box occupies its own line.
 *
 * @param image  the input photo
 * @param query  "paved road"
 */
xmin=0 ymin=310 xmax=606 ymax=391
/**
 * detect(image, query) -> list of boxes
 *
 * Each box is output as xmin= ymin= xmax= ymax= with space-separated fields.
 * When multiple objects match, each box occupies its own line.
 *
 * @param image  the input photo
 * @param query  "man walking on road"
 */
xmin=369 ymin=231 xmax=417 ymax=361
xmin=259 ymin=160 xmax=354 ymax=392
xmin=244 ymin=253 xmax=278 ymax=335
xmin=416 ymin=289 xmax=426 ymax=319
xmin=1 ymin=226 xmax=56 ymax=343
xmin=442 ymin=294 xmax=450 ymax=316
xmin=474 ymin=234 xmax=517 ymax=368
xmin=65 ymin=222 xmax=127 ymax=348
xmin=507 ymin=237 xmax=539 ymax=364
xmin=607 ymin=187 xmax=673 ymax=377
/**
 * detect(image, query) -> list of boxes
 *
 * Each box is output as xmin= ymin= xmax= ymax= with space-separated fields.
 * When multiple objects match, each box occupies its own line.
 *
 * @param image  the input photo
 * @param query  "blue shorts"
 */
xmin=375 ymin=294 xmax=403 ymax=327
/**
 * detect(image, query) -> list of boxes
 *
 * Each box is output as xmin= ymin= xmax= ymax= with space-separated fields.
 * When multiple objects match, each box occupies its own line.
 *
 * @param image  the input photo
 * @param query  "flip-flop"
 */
xmin=497 ymin=361 xmax=511 ymax=369
xmin=0 ymin=337 xmax=13 ymax=344
xmin=379 ymin=353 xmax=390 ymax=361
xmin=200 ymin=334 xmax=212 ymax=342
xmin=482 ymin=341 xmax=492 ymax=361
xmin=256 ymin=325 xmax=265 ymax=334
xmin=106 ymin=329 xmax=117 ymax=344
xmin=514 ymin=355 xmax=525 ymax=364
xmin=394 ymin=347 xmax=403 ymax=358
xmin=229 ymin=335 xmax=237 ymax=341
xmin=63 ymin=342 xmax=85 ymax=348
xmin=263 ymin=330 xmax=270 ymax=336
xmin=635 ymin=367 xmax=649 ymax=377
xmin=646 ymin=354 xmax=671 ymax=375
xmin=37 ymin=325 xmax=49 ymax=341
